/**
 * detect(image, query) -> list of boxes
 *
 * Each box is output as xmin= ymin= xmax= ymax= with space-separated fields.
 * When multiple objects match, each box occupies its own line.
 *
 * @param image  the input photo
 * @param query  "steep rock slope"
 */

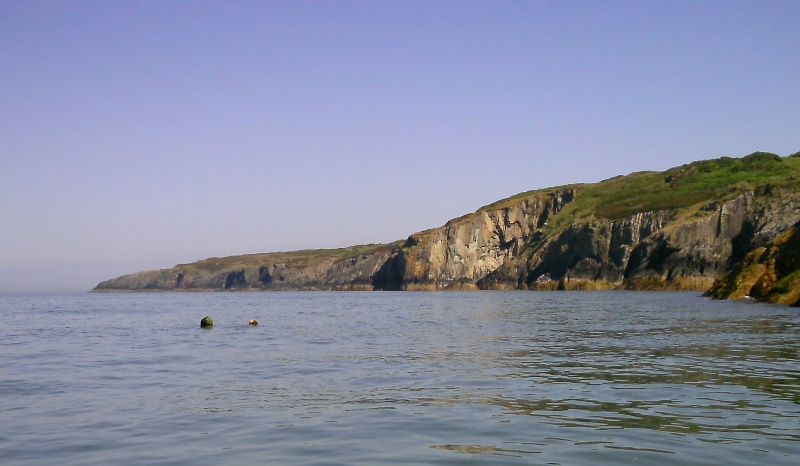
xmin=93 ymin=151 xmax=800 ymax=299
xmin=705 ymin=222 xmax=800 ymax=306
xmin=377 ymin=190 xmax=575 ymax=290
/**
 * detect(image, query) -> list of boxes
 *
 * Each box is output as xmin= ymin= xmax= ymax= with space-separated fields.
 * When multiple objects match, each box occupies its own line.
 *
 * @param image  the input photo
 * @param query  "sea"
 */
xmin=0 ymin=291 xmax=798 ymax=465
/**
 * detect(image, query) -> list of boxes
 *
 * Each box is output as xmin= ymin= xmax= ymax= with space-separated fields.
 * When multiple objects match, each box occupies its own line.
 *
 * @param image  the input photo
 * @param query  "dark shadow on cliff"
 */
xmin=372 ymin=252 xmax=406 ymax=291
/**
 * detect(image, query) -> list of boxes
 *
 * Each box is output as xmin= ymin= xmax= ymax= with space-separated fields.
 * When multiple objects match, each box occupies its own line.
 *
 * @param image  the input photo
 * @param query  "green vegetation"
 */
xmin=428 ymin=152 xmax=800 ymax=251
xmin=565 ymin=152 xmax=798 ymax=221
xmin=96 ymin=150 xmax=800 ymax=297
xmin=183 ymin=242 xmax=403 ymax=273
xmin=706 ymin=223 xmax=800 ymax=304
xmin=771 ymin=269 xmax=800 ymax=294
xmin=481 ymin=152 xmax=800 ymax=238
xmin=478 ymin=184 xmax=577 ymax=212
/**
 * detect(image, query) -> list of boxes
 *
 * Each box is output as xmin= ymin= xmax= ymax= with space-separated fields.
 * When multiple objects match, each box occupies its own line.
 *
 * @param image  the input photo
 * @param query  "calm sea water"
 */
xmin=1 ymin=291 xmax=798 ymax=465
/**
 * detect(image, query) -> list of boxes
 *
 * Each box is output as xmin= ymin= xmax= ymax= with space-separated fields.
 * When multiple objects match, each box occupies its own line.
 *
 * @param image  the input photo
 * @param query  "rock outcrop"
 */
xmin=380 ymin=190 xmax=575 ymax=290
xmin=93 ymin=244 xmax=403 ymax=292
xmin=93 ymin=151 xmax=800 ymax=303
xmin=705 ymin=221 xmax=800 ymax=305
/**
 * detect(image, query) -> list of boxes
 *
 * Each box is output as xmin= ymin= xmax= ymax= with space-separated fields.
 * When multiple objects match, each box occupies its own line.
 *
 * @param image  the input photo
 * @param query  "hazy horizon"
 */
xmin=3 ymin=1 xmax=800 ymax=293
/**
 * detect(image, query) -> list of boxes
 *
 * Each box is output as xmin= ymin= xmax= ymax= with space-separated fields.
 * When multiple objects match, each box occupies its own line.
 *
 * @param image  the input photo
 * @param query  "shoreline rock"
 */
xmin=91 ymin=152 xmax=800 ymax=305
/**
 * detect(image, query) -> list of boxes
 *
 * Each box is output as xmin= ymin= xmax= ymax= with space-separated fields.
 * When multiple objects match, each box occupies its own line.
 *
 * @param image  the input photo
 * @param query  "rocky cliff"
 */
xmin=93 ymin=243 xmax=403 ymax=292
xmin=93 ymin=151 xmax=800 ymax=302
xmin=705 ymin=221 xmax=800 ymax=306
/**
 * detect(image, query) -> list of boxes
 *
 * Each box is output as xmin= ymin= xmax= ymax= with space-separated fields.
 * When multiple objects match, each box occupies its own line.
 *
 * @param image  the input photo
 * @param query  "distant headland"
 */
xmin=93 ymin=151 xmax=800 ymax=306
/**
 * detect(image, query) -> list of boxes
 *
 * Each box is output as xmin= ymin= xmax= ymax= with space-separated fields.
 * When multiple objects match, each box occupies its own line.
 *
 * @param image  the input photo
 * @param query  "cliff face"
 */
xmin=93 ymin=151 xmax=800 ymax=301
xmin=93 ymin=244 xmax=403 ymax=292
xmin=383 ymin=190 xmax=575 ymax=290
xmin=474 ymin=189 xmax=800 ymax=292
xmin=384 ymin=189 xmax=721 ymax=291
xmin=705 ymin=221 xmax=800 ymax=306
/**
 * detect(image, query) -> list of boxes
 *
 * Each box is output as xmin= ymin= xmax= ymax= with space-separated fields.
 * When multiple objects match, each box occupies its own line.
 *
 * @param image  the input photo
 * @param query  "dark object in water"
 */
xmin=200 ymin=316 xmax=213 ymax=327
xmin=249 ymin=319 xmax=259 ymax=325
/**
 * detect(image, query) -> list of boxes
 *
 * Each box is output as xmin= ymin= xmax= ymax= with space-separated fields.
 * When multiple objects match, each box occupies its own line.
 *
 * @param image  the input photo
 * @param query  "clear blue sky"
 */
xmin=2 ymin=0 xmax=799 ymax=293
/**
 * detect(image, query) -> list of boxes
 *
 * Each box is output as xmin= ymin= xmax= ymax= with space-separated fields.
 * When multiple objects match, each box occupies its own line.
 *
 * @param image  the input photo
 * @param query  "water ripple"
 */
xmin=0 ymin=291 xmax=798 ymax=465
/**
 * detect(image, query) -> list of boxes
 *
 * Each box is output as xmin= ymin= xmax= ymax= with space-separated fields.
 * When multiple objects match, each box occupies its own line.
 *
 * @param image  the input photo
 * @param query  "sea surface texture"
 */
xmin=1 ymin=291 xmax=798 ymax=465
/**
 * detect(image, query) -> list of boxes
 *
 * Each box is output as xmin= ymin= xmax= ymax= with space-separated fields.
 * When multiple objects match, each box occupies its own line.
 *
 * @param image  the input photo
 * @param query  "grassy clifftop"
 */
xmin=502 ymin=151 xmax=795 ymax=218
xmin=595 ymin=152 xmax=799 ymax=218
xmin=472 ymin=152 xmax=800 ymax=241
xmin=94 ymin=150 xmax=800 ymax=299
xmin=182 ymin=242 xmax=402 ymax=273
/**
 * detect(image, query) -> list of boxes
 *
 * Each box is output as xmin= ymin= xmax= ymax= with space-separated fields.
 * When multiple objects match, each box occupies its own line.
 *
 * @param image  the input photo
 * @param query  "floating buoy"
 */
xmin=200 ymin=316 xmax=213 ymax=327
xmin=249 ymin=319 xmax=259 ymax=325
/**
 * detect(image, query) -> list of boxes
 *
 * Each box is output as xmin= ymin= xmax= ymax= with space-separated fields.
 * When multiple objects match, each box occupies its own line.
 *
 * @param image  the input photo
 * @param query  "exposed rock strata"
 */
xmin=388 ymin=190 xmax=575 ymax=290
xmin=705 ymin=221 xmax=800 ymax=305
xmin=93 ymin=152 xmax=800 ymax=302
xmin=94 ymin=188 xmax=800 ymax=296
xmin=94 ymin=246 xmax=402 ymax=292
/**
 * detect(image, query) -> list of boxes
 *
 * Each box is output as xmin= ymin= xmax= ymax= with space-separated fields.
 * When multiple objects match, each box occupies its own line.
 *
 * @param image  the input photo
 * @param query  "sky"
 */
xmin=2 ymin=0 xmax=799 ymax=293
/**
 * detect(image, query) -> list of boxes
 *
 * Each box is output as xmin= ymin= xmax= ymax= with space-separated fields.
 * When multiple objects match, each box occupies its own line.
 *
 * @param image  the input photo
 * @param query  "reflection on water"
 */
xmin=0 ymin=291 xmax=798 ymax=465
xmin=345 ymin=291 xmax=799 ymax=462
